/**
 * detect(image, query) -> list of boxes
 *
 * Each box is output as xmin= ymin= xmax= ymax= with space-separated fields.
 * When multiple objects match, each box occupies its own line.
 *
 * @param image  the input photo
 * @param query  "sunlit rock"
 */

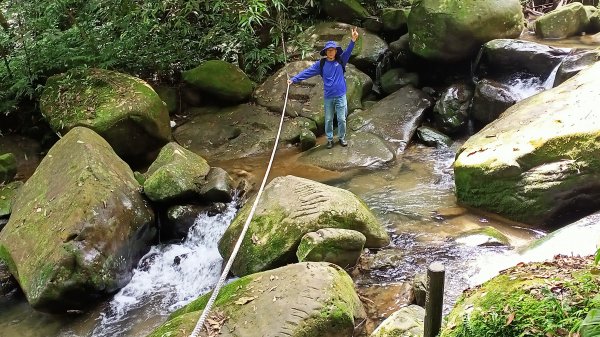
xmin=535 ymin=2 xmax=590 ymax=39
xmin=296 ymin=228 xmax=366 ymax=268
xmin=148 ymin=262 xmax=366 ymax=337
xmin=454 ymin=62 xmax=600 ymax=226
xmin=370 ymin=304 xmax=425 ymax=337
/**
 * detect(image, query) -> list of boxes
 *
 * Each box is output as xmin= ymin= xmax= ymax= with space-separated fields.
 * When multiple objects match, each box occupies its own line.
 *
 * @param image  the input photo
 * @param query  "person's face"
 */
xmin=326 ymin=48 xmax=336 ymax=60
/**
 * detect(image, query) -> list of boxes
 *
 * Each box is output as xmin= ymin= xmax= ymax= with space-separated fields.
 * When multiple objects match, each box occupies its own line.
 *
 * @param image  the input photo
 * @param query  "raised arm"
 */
xmin=341 ymin=27 xmax=359 ymax=64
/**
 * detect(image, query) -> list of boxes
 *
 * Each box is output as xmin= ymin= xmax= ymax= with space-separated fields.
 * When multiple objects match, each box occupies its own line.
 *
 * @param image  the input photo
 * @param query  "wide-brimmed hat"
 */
xmin=320 ymin=41 xmax=343 ymax=56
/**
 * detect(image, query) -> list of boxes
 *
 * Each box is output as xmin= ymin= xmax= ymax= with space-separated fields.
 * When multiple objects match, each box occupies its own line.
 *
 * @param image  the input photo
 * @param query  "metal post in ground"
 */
xmin=424 ymin=261 xmax=445 ymax=337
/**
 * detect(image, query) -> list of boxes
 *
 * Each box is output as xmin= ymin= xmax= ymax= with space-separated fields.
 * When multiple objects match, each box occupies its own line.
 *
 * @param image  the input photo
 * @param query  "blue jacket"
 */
xmin=290 ymin=41 xmax=355 ymax=99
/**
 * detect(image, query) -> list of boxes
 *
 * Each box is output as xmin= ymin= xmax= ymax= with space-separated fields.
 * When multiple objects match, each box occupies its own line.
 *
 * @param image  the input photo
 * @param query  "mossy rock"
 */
xmin=147 ymin=262 xmax=366 ymax=337
xmin=182 ymin=60 xmax=254 ymax=104
xmin=440 ymin=255 xmax=600 ymax=337
xmin=218 ymin=175 xmax=389 ymax=277
xmin=408 ymin=0 xmax=524 ymax=62
xmin=0 ymin=153 xmax=17 ymax=183
xmin=296 ymin=228 xmax=366 ymax=268
xmin=454 ymin=62 xmax=600 ymax=226
xmin=40 ymin=68 xmax=171 ymax=164
xmin=0 ymin=181 xmax=23 ymax=218
xmin=321 ymin=0 xmax=370 ymax=24
xmin=381 ymin=7 xmax=411 ymax=32
xmin=535 ymin=2 xmax=590 ymax=39
xmin=370 ymin=304 xmax=425 ymax=337
xmin=143 ymin=142 xmax=210 ymax=203
xmin=0 ymin=127 xmax=156 ymax=313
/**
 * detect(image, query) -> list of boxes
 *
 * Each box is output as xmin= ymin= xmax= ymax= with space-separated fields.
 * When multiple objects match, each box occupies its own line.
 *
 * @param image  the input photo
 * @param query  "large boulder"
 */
xmin=553 ymin=49 xmax=600 ymax=86
xmin=296 ymin=228 xmax=366 ymax=268
xmin=477 ymin=39 xmax=571 ymax=78
xmin=454 ymin=62 xmax=600 ymax=226
xmin=148 ymin=262 xmax=366 ymax=337
xmin=0 ymin=127 xmax=156 ymax=313
xmin=173 ymin=104 xmax=316 ymax=161
xmin=182 ymin=60 xmax=254 ymax=104
xmin=40 ymin=68 xmax=171 ymax=164
xmin=218 ymin=175 xmax=389 ymax=276
xmin=350 ymin=85 xmax=433 ymax=154
xmin=370 ymin=305 xmax=425 ymax=337
xmin=408 ymin=0 xmax=524 ymax=62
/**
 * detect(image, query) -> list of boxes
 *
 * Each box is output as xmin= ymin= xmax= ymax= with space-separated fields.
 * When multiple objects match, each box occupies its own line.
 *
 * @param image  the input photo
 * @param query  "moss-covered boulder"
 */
xmin=40 ymin=68 xmax=171 ymax=164
xmin=440 ymin=255 xmax=600 ymax=337
xmin=380 ymin=68 xmax=420 ymax=95
xmin=535 ymin=2 xmax=590 ymax=39
xmin=148 ymin=262 xmax=366 ymax=337
xmin=454 ymin=62 xmax=600 ymax=226
xmin=408 ymin=0 xmax=524 ymax=62
xmin=0 ymin=181 xmax=22 ymax=218
xmin=296 ymin=228 xmax=366 ymax=268
xmin=321 ymin=0 xmax=370 ymax=24
xmin=0 ymin=127 xmax=156 ymax=313
xmin=381 ymin=7 xmax=411 ymax=32
xmin=143 ymin=142 xmax=210 ymax=203
xmin=218 ymin=175 xmax=389 ymax=277
xmin=182 ymin=60 xmax=254 ymax=104
xmin=0 ymin=153 xmax=17 ymax=183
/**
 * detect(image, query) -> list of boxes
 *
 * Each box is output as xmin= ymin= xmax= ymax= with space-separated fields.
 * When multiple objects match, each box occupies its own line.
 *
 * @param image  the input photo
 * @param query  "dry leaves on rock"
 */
xmin=204 ymin=311 xmax=228 ymax=337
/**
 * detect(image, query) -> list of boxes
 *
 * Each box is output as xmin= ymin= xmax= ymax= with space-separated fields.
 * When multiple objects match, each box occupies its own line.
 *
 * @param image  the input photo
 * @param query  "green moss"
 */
xmin=441 ymin=260 xmax=600 ymax=337
xmin=169 ymin=274 xmax=254 ymax=319
xmin=182 ymin=60 xmax=253 ymax=102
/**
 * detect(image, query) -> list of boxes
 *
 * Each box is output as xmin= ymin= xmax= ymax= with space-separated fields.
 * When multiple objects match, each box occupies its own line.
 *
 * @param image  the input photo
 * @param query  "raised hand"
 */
xmin=351 ymin=27 xmax=359 ymax=42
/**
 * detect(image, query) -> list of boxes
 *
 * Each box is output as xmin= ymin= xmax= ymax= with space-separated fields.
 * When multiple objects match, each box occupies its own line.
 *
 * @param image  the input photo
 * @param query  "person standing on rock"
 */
xmin=288 ymin=27 xmax=359 ymax=149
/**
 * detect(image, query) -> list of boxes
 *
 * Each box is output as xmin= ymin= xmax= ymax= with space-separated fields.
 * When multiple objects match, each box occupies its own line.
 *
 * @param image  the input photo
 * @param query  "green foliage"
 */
xmin=449 ymin=271 xmax=600 ymax=337
xmin=0 ymin=0 xmax=318 ymax=116
xmin=596 ymin=247 xmax=600 ymax=265
xmin=580 ymin=307 xmax=600 ymax=337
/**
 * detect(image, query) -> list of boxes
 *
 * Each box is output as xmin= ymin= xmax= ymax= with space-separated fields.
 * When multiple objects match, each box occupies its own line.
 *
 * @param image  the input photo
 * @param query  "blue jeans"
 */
xmin=324 ymin=94 xmax=347 ymax=141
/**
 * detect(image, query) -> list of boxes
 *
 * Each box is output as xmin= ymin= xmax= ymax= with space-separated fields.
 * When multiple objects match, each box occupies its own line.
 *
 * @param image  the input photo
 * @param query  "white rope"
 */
xmin=188 ymin=35 xmax=291 ymax=337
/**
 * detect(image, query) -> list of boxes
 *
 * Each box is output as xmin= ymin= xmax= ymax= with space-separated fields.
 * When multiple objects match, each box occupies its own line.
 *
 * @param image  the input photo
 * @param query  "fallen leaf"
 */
xmin=234 ymin=296 xmax=257 ymax=305
xmin=506 ymin=312 xmax=515 ymax=326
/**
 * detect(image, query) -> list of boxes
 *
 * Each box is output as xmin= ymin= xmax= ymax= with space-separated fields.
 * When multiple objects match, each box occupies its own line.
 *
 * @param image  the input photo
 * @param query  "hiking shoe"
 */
xmin=339 ymin=139 xmax=348 ymax=147
xmin=326 ymin=140 xmax=334 ymax=149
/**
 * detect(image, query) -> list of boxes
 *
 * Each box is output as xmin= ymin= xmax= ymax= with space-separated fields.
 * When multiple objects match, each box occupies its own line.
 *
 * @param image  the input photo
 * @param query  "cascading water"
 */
xmin=87 ymin=201 xmax=239 ymax=337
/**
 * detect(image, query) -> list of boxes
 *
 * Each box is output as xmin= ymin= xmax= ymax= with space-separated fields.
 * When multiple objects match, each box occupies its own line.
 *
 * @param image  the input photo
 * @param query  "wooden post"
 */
xmin=424 ymin=262 xmax=445 ymax=337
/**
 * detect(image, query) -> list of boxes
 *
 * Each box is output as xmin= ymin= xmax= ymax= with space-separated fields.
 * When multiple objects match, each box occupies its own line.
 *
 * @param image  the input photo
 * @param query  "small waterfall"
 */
xmin=89 ymin=201 xmax=239 ymax=337
xmin=542 ymin=62 xmax=561 ymax=89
